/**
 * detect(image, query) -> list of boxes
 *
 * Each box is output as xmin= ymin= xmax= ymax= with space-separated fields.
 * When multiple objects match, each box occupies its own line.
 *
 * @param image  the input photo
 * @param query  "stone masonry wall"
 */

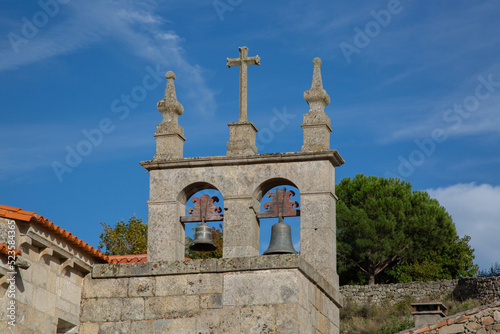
xmin=0 ymin=240 xmax=86 ymax=333
xmin=340 ymin=277 xmax=500 ymax=305
xmin=80 ymin=255 xmax=342 ymax=334
xmin=0 ymin=218 xmax=100 ymax=334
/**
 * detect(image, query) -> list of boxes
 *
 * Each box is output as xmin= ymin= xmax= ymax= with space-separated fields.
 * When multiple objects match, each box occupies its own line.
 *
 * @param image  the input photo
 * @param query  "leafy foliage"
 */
xmin=340 ymin=295 xmax=482 ymax=334
xmin=185 ymin=224 xmax=223 ymax=259
xmin=98 ymin=216 xmax=147 ymax=255
xmin=477 ymin=261 xmax=500 ymax=277
xmin=340 ymin=295 xmax=415 ymax=334
xmin=337 ymin=174 xmax=477 ymax=285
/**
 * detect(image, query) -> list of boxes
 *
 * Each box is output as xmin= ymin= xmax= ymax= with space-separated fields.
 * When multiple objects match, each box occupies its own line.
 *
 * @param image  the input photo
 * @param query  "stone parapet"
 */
xmin=92 ymin=254 xmax=342 ymax=307
xmin=82 ymin=255 xmax=342 ymax=333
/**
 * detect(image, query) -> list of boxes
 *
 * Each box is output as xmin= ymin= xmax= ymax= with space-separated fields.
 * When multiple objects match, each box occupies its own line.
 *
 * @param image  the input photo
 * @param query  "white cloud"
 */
xmin=426 ymin=183 xmax=500 ymax=270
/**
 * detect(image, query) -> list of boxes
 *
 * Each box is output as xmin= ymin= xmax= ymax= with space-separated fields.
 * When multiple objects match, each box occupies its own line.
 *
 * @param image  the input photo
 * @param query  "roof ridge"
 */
xmin=0 ymin=204 xmax=115 ymax=264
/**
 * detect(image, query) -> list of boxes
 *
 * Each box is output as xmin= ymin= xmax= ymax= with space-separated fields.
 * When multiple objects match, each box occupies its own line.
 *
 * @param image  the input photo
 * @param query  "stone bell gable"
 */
xmin=79 ymin=49 xmax=344 ymax=333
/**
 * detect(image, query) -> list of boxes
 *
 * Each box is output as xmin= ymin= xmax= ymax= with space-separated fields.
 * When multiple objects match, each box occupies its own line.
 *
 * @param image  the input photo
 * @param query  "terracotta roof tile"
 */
xmin=0 ymin=204 xmax=113 ymax=263
xmin=108 ymin=254 xmax=148 ymax=263
xmin=108 ymin=254 xmax=191 ymax=263
xmin=0 ymin=243 xmax=21 ymax=257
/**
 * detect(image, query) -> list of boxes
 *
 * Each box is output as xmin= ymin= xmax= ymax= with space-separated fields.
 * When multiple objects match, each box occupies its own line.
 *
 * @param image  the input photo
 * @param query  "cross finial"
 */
xmin=227 ymin=46 xmax=260 ymax=122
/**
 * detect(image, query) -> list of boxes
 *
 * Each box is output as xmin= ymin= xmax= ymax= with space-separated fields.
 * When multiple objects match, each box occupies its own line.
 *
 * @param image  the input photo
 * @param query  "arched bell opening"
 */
xmin=178 ymin=182 xmax=224 ymax=259
xmin=254 ymin=179 xmax=300 ymax=255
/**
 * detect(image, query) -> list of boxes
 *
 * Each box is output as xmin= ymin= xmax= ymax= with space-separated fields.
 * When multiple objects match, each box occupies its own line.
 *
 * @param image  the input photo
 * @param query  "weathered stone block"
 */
xmin=439 ymin=324 xmax=465 ymax=334
xmin=132 ymin=318 xmax=197 ymax=333
xmin=187 ymin=273 xmax=223 ymax=295
xmin=56 ymin=297 xmax=80 ymax=320
xmin=33 ymin=287 xmax=56 ymax=314
xmin=144 ymin=295 xmax=200 ymax=319
xmin=300 ymin=193 xmax=335 ymax=229
xmin=155 ymin=275 xmax=187 ymax=296
xmin=32 ymin=263 xmax=55 ymax=291
xmin=482 ymin=315 xmax=495 ymax=326
xmin=82 ymin=277 xmax=128 ymax=298
xmin=240 ymin=305 xmax=277 ymax=333
xmin=223 ymin=270 xmax=299 ymax=306
xmin=466 ymin=321 xmax=482 ymax=331
xmin=197 ymin=307 xmax=241 ymax=334
xmin=122 ymin=297 xmax=145 ymax=321
xmin=199 ymin=257 xmax=218 ymax=273
xmin=217 ymin=257 xmax=252 ymax=273
xmin=200 ymin=293 xmax=223 ymax=309
xmin=57 ymin=275 xmax=82 ymax=303
xmin=317 ymin=311 xmax=330 ymax=334
xmin=99 ymin=321 xmax=131 ymax=333
xmin=80 ymin=298 xmax=123 ymax=322
xmin=275 ymin=303 xmax=303 ymax=333
xmin=79 ymin=322 xmax=99 ymax=334
xmin=226 ymin=121 xmax=258 ymax=156
xmin=15 ymin=279 xmax=34 ymax=305
xmin=128 ymin=277 xmax=155 ymax=297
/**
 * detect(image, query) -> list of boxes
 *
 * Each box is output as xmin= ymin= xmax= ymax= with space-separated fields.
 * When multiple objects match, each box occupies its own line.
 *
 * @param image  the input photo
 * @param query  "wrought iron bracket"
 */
xmin=257 ymin=188 xmax=300 ymax=219
xmin=181 ymin=194 xmax=223 ymax=223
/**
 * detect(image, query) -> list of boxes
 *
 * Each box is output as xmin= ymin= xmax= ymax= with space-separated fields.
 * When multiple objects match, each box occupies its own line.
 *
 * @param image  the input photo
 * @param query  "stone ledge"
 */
xmin=140 ymin=150 xmax=344 ymax=170
xmin=92 ymin=254 xmax=342 ymax=308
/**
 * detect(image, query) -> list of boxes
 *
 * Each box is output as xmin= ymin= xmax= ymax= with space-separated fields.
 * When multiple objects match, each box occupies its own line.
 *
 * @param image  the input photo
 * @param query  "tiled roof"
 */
xmin=108 ymin=254 xmax=190 ymax=263
xmin=0 ymin=204 xmax=113 ymax=263
xmin=108 ymin=254 xmax=148 ymax=263
xmin=0 ymin=243 xmax=21 ymax=257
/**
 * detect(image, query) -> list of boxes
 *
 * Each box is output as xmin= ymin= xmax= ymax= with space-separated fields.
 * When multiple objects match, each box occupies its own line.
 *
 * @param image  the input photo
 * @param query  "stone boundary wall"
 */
xmin=340 ymin=276 xmax=500 ymax=305
xmin=399 ymin=302 xmax=500 ymax=334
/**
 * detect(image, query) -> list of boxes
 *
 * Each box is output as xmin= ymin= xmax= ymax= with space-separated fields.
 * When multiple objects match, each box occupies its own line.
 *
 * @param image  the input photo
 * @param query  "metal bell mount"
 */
xmin=180 ymin=194 xmax=223 ymax=252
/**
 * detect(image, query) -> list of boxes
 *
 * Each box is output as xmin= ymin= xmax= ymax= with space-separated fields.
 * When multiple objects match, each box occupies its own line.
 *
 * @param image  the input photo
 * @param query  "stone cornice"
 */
xmin=140 ymin=150 xmax=344 ymax=171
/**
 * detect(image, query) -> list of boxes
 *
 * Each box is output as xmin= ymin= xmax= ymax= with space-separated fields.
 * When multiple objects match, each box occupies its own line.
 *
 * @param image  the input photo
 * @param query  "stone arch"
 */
xmin=177 ymin=181 xmax=223 ymax=205
xmin=252 ymin=177 xmax=299 ymax=202
xmin=177 ymin=181 xmax=225 ymax=257
xmin=254 ymin=177 xmax=301 ymax=254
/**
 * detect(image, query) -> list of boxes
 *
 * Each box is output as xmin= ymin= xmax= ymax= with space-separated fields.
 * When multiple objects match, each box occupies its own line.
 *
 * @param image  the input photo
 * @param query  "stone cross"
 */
xmin=227 ymin=46 xmax=260 ymax=122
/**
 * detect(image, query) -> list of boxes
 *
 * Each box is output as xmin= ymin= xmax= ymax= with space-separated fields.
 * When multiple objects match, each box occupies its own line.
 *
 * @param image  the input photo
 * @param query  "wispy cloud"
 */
xmin=0 ymin=118 xmax=155 ymax=180
xmin=0 ymin=0 xmax=215 ymax=114
xmin=427 ymin=183 xmax=500 ymax=270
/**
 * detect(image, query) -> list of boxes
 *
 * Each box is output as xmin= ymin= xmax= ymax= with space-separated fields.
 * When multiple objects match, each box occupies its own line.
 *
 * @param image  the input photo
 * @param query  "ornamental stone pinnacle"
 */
xmin=301 ymin=57 xmax=333 ymax=152
xmin=304 ymin=58 xmax=330 ymax=111
xmin=226 ymin=46 xmax=260 ymax=156
xmin=154 ymin=71 xmax=186 ymax=161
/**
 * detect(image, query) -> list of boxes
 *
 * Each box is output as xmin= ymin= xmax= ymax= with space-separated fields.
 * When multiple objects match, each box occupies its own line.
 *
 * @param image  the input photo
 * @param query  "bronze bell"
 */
xmin=189 ymin=222 xmax=217 ymax=252
xmin=263 ymin=218 xmax=298 ymax=255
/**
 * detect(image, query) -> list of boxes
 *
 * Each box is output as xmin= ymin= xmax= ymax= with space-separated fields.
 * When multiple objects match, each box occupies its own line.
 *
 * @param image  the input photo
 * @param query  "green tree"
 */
xmin=185 ymin=224 xmax=223 ymax=259
xmin=98 ymin=216 xmax=148 ymax=255
xmin=336 ymin=174 xmax=477 ymax=285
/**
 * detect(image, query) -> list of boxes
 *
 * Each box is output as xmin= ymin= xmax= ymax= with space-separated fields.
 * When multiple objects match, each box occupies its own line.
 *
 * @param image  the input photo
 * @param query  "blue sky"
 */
xmin=1 ymin=0 xmax=499 ymax=271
